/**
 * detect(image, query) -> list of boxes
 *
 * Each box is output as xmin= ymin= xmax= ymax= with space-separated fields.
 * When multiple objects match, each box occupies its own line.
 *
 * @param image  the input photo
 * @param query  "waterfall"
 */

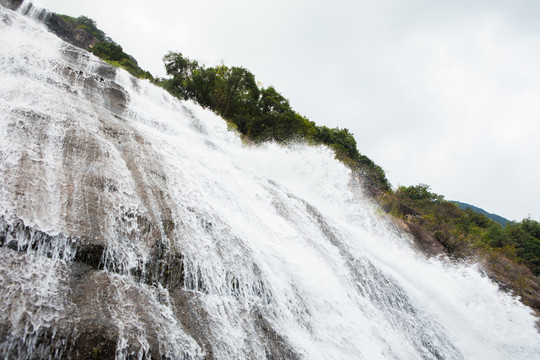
xmin=0 ymin=2 xmax=539 ymax=359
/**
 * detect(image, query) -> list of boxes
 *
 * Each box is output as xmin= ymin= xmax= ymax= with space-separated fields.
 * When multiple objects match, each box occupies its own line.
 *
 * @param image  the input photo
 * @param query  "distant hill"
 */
xmin=451 ymin=201 xmax=510 ymax=226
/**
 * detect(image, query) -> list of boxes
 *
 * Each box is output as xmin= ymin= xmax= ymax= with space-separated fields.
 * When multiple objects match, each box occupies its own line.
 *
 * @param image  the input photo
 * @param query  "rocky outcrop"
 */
xmin=0 ymin=211 xmax=300 ymax=359
xmin=0 ymin=244 xmax=199 ymax=359
xmin=392 ymin=217 xmax=449 ymax=257
xmin=0 ymin=0 xmax=22 ymax=10
xmin=44 ymin=12 xmax=100 ymax=50
xmin=0 ymin=0 xmax=100 ymax=50
xmin=481 ymin=253 xmax=540 ymax=318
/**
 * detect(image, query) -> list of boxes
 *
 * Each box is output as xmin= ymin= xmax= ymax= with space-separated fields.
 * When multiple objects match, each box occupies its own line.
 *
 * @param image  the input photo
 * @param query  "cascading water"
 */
xmin=0 ymin=2 xmax=539 ymax=359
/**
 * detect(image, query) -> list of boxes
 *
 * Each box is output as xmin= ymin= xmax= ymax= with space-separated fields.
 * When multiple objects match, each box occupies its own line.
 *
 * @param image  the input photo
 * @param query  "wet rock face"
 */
xmin=0 ymin=0 xmax=100 ymax=50
xmin=0 ymin=213 xmax=299 ymax=359
xmin=0 ymin=244 xmax=197 ymax=359
xmin=0 ymin=0 xmax=23 ymax=10
xmin=0 ymin=13 xmax=294 ymax=353
xmin=0 ymin=8 xmax=198 ymax=356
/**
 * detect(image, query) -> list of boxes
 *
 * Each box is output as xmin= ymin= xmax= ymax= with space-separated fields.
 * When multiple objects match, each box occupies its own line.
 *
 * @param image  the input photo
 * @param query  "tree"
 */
xmin=505 ymin=219 xmax=540 ymax=274
xmin=246 ymin=87 xmax=315 ymax=142
xmin=314 ymin=126 xmax=360 ymax=161
xmin=163 ymin=52 xmax=200 ymax=99
xmin=397 ymin=184 xmax=442 ymax=202
xmin=210 ymin=66 xmax=259 ymax=119
xmin=91 ymin=42 xmax=124 ymax=61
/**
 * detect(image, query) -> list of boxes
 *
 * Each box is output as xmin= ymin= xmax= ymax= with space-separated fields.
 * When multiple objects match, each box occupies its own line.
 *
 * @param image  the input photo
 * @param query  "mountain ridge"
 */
xmin=451 ymin=201 xmax=510 ymax=226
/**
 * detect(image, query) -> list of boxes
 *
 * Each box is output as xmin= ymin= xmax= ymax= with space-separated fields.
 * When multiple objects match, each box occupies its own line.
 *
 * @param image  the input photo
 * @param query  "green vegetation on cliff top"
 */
xmin=57 ymin=14 xmax=152 ymax=80
xmin=159 ymin=52 xmax=389 ymax=191
xmin=390 ymin=185 xmax=539 ymax=273
xmin=57 ymin=14 xmax=108 ymax=42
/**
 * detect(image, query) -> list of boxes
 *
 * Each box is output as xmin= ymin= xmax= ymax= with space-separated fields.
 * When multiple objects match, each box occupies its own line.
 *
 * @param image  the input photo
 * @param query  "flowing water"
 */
xmin=0 ymin=2 xmax=539 ymax=359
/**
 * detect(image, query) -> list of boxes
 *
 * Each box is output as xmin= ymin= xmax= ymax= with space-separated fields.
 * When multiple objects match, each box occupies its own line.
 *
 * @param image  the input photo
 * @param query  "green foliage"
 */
xmin=505 ymin=219 xmax=540 ymax=274
xmin=58 ymin=15 xmax=109 ymax=42
xmin=455 ymin=208 xmax=493 ymax=234
xmin=162 ymin=52 xmax=317 ymax=144
xmin=91 ymin=42 xmax=124 ymax=61
xmin=162 ymin=52 xmax=200 ymax=98
xmin=314 ymin=126 xmax=360 ymax=160
xmin=248 ymin=86 xmax=315 ymax=142
xmin=397 ymin=184 xmax=443 ymax=203
xmin=90 ymin=42 xmax=152 ymax=79
xmin=162 ymin=52 xmax=389 ymax=190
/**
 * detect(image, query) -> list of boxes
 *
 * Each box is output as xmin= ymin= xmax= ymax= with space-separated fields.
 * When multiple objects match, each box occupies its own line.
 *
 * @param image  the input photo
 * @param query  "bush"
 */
xmin=505 ymin=219 xmax=540 ymax=274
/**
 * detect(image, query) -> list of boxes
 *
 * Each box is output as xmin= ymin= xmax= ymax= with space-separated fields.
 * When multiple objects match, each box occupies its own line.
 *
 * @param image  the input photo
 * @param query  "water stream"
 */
xmin=0 ymin=2 xmax=539 ymax=359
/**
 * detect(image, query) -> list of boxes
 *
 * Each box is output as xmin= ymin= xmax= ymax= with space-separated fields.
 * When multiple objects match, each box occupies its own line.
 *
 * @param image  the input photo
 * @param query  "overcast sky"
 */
xmin=36 ymin=0 xmax=540 ymax=221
